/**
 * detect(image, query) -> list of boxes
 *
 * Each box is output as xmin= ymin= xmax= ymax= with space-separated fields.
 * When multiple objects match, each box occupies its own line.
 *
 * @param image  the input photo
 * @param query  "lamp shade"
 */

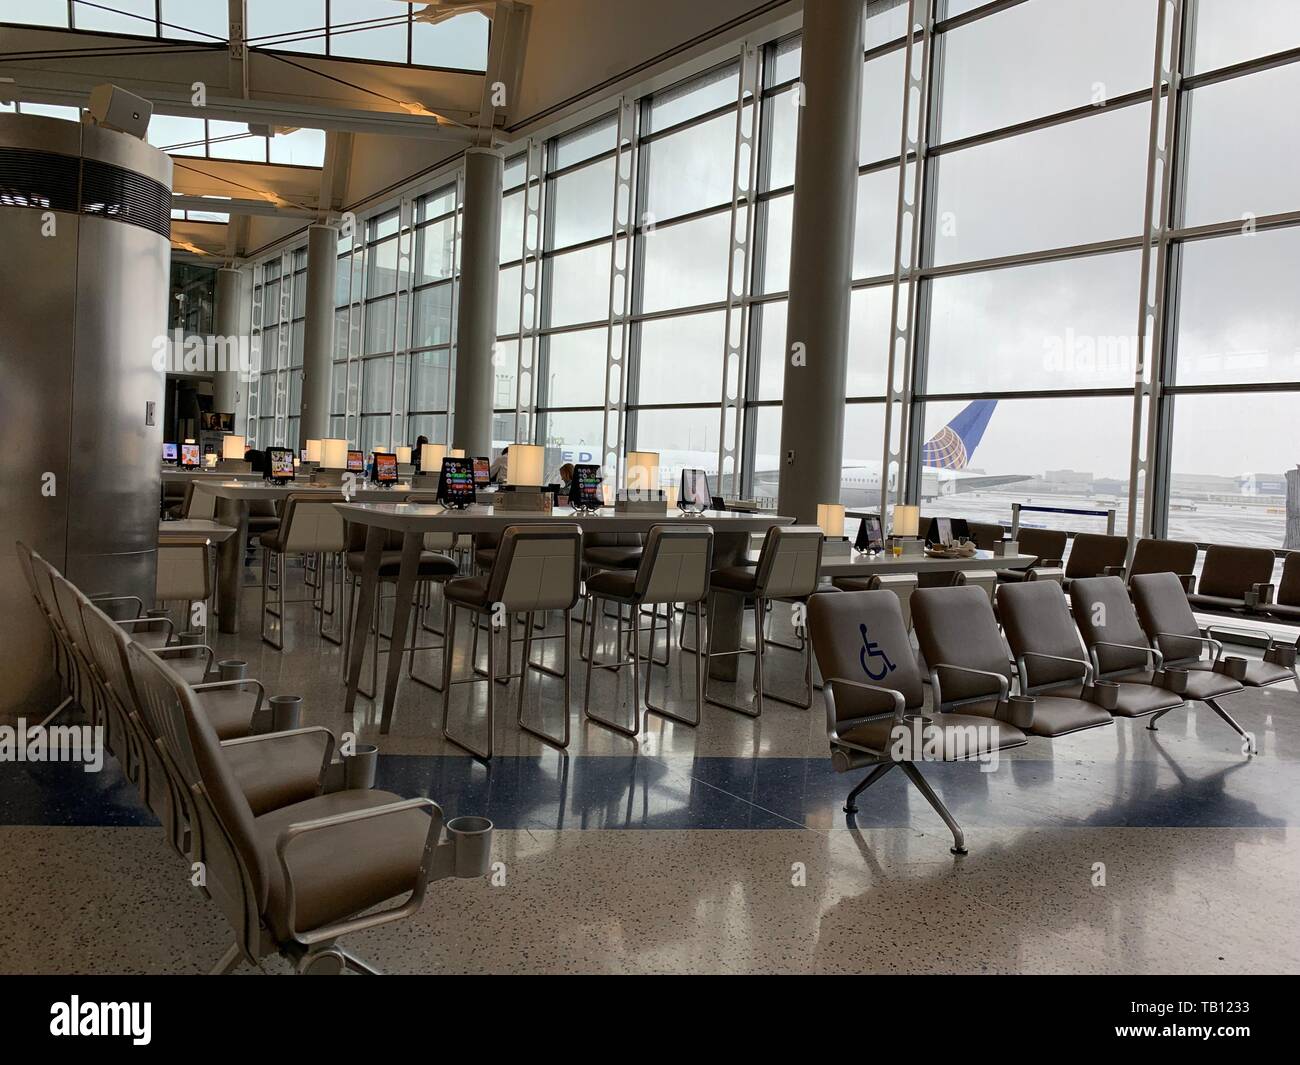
xmin=625 ymin=451 xmax=660 ymax=492
xmin=420 ymin=443 xmax=446 ymax=472
xmin=816 ymin=503 xmax=845 ymax=539
xmin=305 ymin=439 xmax=322 ymax=463
xmin=395 ymin=445 xmax=412 ymax=464
xmin=321 ymin=438 xmax=349 ymax=470
xmin=450 ymin=448 xmax=466 ymax=458
xmin=222 ymin=434 xmax=246 ymax=460
xmin=507 ymin=443 xmax=544 ymax=486
xmin=892 ymin=504 xmax=920 ymax=538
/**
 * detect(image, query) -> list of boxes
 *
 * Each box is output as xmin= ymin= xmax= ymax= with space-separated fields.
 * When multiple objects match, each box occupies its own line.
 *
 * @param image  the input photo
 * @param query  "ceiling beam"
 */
xmin=173 ymin=195 xmax=318 ymax=220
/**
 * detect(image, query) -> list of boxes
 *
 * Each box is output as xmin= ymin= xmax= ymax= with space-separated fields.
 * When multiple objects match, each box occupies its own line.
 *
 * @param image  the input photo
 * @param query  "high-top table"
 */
xmin=335 ymin=503 xmax=794 ymax=731
xmin=189 ymin=480 xmax=432 ymax=633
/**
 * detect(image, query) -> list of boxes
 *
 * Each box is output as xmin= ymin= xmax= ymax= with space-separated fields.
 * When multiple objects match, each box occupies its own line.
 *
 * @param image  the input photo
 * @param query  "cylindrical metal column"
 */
xmin=452 ymin=147 xmax=504 ymax=456
xmin=776 ymin=0 xmax=864 ymax=523
xmin=213 ymin=266 xmax=242 ymax=423
xmin=0 ymin=114 xmax=170 ymax=717
xmin=299 ymin=222 xmax=337 ymax=448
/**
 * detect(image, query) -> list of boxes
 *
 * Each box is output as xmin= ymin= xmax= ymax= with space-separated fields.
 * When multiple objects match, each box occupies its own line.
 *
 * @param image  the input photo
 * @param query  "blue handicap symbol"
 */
xmin=859 ymin=623 xmax=896 ymax=681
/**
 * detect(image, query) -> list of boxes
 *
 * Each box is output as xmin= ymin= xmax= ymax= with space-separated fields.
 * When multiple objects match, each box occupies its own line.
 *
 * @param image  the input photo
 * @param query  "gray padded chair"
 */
xmin=1121 ymin=537 xmax=1198 ymax=587
xmin=1001 ymin=578 xmax=1182 ymax=720
xmin=1060 ymin=533 xmax=1128 ymax=591
xmin=441 ymin=525 xmax=582 ymax=758
xmin=704 ymin=524 xmax=824 ymax=718
xmin=1187 ymin=544 xmax=1276 ymax=614
xmin=1261 ymin=552 xmax=1300 ymax=623
xmin=808 ymin=589 xmax=1028 ymax=854
xmin=126 ymin=642 xmax=491 ymax=975
xmin=996 ymin=527 xmax=1068 ymax=583
xmin=913 ymin=585 xmax=1113 ymax=738
xmin=1131 ymin=572 xmax=1278 ymax=748
xmin=583 ymin=524 xmax=713 ymax=737
xmin=1066 ymin=576 xmax=1187 ymax=719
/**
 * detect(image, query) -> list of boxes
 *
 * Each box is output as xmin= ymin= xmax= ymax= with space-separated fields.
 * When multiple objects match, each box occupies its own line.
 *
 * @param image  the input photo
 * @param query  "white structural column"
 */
xmin=453 ymin=147 xmax=504 ymax=456
xmin=299 ymin=222 xmax=338 ymax=447
xmin=213 ymin=266 xmax=243 ymax=424
xmin=776 ymin=0 xmax=864 ymax=522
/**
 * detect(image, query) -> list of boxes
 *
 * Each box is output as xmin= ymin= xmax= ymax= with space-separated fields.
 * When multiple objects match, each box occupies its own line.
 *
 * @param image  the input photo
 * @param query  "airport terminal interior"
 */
xmin=2 ymin=0 xmax=1299 ymax=978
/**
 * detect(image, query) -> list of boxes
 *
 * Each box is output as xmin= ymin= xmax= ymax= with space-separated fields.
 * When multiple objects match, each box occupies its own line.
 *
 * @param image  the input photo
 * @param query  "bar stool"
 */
xmin=259 ymin=493 xmax=346 ymax=649
xmin=704 ymin=524 xmax=824 ymax=717
xmin=442 ymin=525 xmax=582 ymax=759
xmin=583 ymin=524 xmax=713 ymax=737
xmin=156 ymin=536 xmax=213 ymax=638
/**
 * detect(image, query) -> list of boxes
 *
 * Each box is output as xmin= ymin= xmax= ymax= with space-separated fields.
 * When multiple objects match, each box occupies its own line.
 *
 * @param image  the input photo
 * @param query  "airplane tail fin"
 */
xmin=920 ymin=400 xmax=997 ymax=470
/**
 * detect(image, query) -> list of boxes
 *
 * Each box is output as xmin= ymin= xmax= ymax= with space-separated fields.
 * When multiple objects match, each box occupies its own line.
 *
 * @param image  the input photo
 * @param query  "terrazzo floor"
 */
xmin=3 ymin=559 xmax=1298 ymax=974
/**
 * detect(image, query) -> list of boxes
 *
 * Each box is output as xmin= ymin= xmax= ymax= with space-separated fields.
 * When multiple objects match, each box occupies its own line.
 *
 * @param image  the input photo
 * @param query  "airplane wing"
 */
xmin=942 ymin=473 xmax=1031 ymax=493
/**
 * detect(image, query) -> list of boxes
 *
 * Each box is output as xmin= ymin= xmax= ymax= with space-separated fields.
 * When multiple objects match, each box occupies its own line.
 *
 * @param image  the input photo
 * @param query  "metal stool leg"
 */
xmin=703 ymin=589 xmax=761 ymax=718
xmin=644 ymin=597 xmax=703 ymax=728
xmin=442 ymin=603 xmax=495 ymax=760
xmin=517 ymin=609 xmax=572 ymax=748
xmin=900 ymin=761 xmax=967 ymax=855
xmin=583 ymin=595 xmax=643 ymax=738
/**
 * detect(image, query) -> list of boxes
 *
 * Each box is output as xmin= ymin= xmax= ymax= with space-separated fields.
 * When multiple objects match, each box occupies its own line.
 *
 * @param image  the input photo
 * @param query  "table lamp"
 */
xmin=305 ymin=439 xmax=322 ymax=463
xmin=317 ymin=438 xmax=349 ymax=484
xmin=222 ymin=434 xmax=246 ymax=460
xmin=625 ymin=451 xmax=660 ymax=496
xmin=507 ymin=444 xmax=544 ymax=486
xmin=395 ymin=445 xmax=412 ymax=465
xmin=892 ymin=504 xmax=923 ymax=556
xmin=817 ymin=502 xmax=851 ymax=558
xmin=450 ymin=448 xmax=466 ymax=458
xmin=420 ymin=443 xmax=446 ymax=472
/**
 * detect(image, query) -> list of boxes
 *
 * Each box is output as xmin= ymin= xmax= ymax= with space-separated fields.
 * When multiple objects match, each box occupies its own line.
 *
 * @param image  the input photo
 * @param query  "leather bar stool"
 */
xmin=259 ymin=493 xmax=348 ymax=650
xmin=583 ymin=524 xmax=713 ymax=737
xmin=441 ymin=525 xmax=582 ymax=758
xmin=703 ymin=524 xmax=824 ymax=717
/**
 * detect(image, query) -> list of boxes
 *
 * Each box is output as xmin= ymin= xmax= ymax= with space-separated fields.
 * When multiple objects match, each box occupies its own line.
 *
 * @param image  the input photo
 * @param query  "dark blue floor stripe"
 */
xmin=1 ymin=749 xmax=1295 ymax=830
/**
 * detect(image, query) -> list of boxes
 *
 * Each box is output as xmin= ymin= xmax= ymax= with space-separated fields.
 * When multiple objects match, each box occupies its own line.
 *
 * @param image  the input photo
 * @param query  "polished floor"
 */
xmin=2 ymin=559 xmax=1299 ymax=974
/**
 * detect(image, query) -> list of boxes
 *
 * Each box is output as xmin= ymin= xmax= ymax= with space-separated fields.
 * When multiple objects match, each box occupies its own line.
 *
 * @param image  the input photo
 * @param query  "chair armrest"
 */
xmin=1155 ymin=631 xmax=1222 ymax=664
xmin=1203 ymin=624 xmax=1272 ymax=651
xmin=1040 ymin=558 xmax=1064 ymax=569
xmin=275 ymin=798 xmax=447 ymax=946
xmin=89 ymin=594 xmax=145 ymax=618
xmin=820 ymin=676 xmax=907 ymax=750
xmin=221 ymin=727 xmax=334 ymax=814
xmin=929 ymin=662 xmax=1009 ymax=708
xmin=115 ymin=616 xmax=176 ymax=640
xmin=153 ymin=643 xmax=216 ymax=673
xmin=1017 ymin=651 xmax=1091 ymax=690
xmin=1102 ymin=565 xmax=1126 ymax=578
xmin=1246 ymin=582 xmax=1275 ymax=608
xmin=1179 ymin=573 xmax=1196 ymax=593
xmin=193 ymin=678 xmax=266 ymax=713
xmin=1089 ymin=640 xmax=1162 ymax=672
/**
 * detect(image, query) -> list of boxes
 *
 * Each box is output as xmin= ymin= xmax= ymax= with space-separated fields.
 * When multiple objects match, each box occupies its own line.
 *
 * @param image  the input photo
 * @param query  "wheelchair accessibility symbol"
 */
xmin=859 ymin=623 xmax=896 ymax=681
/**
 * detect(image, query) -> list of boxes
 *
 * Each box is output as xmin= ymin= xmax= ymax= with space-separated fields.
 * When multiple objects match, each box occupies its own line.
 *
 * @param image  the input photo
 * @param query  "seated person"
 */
xmin=489 ymin=446 xmax=510 ymax=484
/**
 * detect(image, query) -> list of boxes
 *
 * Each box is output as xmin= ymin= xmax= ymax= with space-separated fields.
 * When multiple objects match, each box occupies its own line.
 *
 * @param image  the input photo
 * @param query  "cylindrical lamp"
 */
xmin=321 ymin=438 xmax=349 ymax=470
xmin=420 ymin=443 xmax=446 ymax=473
xmin=305 ymin=439 xmax=322 ymax=463
xmin=507 ymin=444 xmax=545 ymax=487
xmin=816 ymin=503 xmax=846 ymax=539
xmin=450 ymin=447 xmax=466 ymax=458
xmin=892 ymin=504 xmax=920 ymax=538
xmin=625 ymin=451 xmax=660 ymax=492
xmin=395 ymin=445 xmax=412 ymax=464
xmin=222 ymin=434 xmax=246 ymax=460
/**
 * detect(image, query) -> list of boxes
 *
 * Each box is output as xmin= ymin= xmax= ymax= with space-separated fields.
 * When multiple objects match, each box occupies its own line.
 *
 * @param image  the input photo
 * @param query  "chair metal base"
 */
xmin=1148 ymin=696 xmax=1256 ymax=753
xmin=702 ymin=591 xmax=814 ymax=718
xmin=844 ymin=759 xmax=967 ymax=855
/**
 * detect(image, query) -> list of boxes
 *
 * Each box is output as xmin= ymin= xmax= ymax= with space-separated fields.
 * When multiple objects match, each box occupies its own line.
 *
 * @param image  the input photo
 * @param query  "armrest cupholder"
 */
xmin=177 ymin=630 xmax=205 ymax=646
xmin=217 ymin=659 xmax=248 ymax=683
xmin=1265 ymin=644 xmax=1298 ymax=668
xmin=1090 ymin=681 xmax=1120 ymax=711
xmin=903 ymin=712 xmax=934 ymax=727
xmin=1217 ymin=656 xmax=1248 ymax=681
xmin=1001 ymin=695 xmax=1035 ymax=730
xmin=267 ymin=694 xmax=303 ymax=732
xmin=1160 ymin=668 xmax=1190 ymax=694
xmin=445 ymin=815 xmax=494 ymax=878
xmin=342 ymin=743 xmax=379 ymax=790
